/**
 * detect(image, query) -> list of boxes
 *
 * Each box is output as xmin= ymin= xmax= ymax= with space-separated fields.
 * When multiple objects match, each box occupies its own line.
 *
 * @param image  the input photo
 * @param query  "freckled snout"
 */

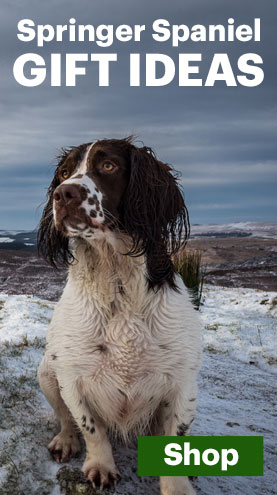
xmin=53 ymin=181 xmax=104 ymax=234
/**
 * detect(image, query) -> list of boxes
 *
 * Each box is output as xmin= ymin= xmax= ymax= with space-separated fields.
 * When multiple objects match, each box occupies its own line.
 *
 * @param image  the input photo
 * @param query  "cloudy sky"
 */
xmin=0 ymin=0 xmax=276 ymax=229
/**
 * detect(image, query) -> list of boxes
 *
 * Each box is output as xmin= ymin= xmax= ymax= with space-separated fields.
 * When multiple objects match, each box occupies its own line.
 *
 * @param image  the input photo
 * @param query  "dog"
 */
xmin=37 ymin=137 xmax=202 ymax=495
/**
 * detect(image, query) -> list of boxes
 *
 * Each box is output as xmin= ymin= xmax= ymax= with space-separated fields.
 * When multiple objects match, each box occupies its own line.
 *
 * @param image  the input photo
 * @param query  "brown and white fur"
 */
xmin=37 ymin=137 xmax=202 ymax=494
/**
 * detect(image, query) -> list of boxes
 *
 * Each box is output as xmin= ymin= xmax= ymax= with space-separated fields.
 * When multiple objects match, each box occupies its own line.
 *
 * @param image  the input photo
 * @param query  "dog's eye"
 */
xmin=61 ymin=169 xmax=69 ymax=179
xmin=102 ymin=162 xmax=114 ymax=172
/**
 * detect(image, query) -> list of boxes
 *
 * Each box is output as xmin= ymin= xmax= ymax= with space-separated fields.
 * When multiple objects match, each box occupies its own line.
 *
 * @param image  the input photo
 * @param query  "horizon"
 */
xmin=1 ymin=219 xmax=277 ymax=233
xmin=1 ymin=214 xmax=277 ymax=232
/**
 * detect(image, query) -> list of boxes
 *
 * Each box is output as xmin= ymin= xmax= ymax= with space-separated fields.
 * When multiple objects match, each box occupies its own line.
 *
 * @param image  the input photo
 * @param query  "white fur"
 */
xmin=38 ymin=233 xmax=202 ymax=493
xmin=77 ymin=142 xmax=95 ymax=174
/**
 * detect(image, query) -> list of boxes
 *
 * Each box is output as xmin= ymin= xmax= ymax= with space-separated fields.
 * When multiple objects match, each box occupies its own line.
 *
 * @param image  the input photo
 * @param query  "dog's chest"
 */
xmin=80 ymin=311 xmax=168 ymax=425
xmin=50 ymin=280 xmax=172 ymax=403
xmin=87 ymin=315 xmax=155 ymax=384
xmin=63 ymin=301 xmax=158 ymax=383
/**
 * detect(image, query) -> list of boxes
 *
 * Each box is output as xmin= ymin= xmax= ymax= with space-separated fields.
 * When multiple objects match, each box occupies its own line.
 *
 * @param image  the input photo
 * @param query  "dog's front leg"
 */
xmin=38 ymin=356 xmax=81 ymax=462
xmin=81 ymin=415 xmax=120 ymax=489
xmin=158 ymin=386 xmax=198 ymax=495
xmin=57 ymin=380 xmax=120 ymax=489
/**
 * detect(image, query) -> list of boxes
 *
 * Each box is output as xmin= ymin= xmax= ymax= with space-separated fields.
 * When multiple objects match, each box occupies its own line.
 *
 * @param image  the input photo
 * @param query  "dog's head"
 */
xmin=38 ymin=137 xmax=189 ymax=289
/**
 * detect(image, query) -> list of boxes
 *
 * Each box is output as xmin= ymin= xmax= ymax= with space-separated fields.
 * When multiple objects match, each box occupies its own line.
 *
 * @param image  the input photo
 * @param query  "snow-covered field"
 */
xmin=191 ymin=222 xmax=277 ymax=240
xmin=201 ymin=286 xmax=277 ymax=373
xmin=0 ymin=286 xmax=276 ymax=494
xmin=0 ymin=238 xmax=14 ymax=243
xmin=0 ymin=230 xmax=36 ymax=248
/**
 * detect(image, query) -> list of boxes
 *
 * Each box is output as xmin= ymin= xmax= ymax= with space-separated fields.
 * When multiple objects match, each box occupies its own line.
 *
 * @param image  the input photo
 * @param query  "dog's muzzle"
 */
xmin=53 ymin=183 xmax=101 ymax=233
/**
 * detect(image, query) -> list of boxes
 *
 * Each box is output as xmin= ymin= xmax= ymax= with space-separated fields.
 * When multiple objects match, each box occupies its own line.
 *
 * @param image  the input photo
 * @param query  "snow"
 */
xmin=0 ymin=230 xmax=29 ymax=235
xmin=0 ymin=293 xmax=54 ymax=344
xmin=201 ymin=286 xmax=277 ymax=373
xmin=0 ymin=237 xmax=14 ymax=243
xmin=0 ymin=466 xmax=8 ymax=484
xmin=191 ymin=222 xmax=277 ymax=239
xmin=0 ymin=287 xmax=276 ymax=494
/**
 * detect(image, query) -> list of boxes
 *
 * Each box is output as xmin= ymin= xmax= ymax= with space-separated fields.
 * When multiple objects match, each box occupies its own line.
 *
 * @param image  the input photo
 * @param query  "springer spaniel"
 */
xmin=37 ymin=138 xmax=202 ymax=495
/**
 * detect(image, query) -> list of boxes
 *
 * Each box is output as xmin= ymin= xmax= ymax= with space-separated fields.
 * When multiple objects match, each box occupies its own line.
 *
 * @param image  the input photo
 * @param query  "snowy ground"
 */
xmin=0 ymin=286 xmax=276 ymax=494
xmin=201 ymin=286 xmax=277 ymax=373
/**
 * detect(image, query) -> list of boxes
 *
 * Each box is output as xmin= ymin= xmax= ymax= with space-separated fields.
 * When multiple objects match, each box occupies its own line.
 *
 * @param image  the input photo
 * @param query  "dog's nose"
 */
xmin=54 ymin=184 xmax=82 ymax=205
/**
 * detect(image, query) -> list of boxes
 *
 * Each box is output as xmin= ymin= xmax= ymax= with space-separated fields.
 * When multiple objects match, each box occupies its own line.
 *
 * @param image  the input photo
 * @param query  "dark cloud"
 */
xmin=0 ymin=0 xmax=276 ymax=228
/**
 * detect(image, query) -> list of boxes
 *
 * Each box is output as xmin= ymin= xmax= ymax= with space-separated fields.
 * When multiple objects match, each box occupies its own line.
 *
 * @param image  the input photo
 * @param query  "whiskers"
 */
xmin=102 ymin=208 xmax=122 ymax=231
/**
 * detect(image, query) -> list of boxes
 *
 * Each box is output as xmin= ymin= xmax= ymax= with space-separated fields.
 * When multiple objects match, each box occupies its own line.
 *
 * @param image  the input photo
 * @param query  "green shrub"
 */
xmin=173 ymin=248 xmax=204 ymax=310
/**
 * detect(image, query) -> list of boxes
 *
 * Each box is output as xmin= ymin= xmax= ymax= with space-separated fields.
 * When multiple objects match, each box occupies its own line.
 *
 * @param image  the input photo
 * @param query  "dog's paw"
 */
xmin=82 ymin=457 xmax=120 ymax=490
xmin=48 ymin=430 xmax=81 ymax=463
xmin=160 ymin=476 xmax=196 ymax=495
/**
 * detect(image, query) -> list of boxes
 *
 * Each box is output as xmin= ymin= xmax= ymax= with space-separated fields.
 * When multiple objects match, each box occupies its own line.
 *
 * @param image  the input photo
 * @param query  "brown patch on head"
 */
xmin=90 ymin=210 xmax=97 ymax=218
xmin=88 ymin=197 xmax=95 ymax=205
xmin=84 ymin=140 xmax=132 ymax=222
xmin=57 ymin=144 xmax=89 ymax=183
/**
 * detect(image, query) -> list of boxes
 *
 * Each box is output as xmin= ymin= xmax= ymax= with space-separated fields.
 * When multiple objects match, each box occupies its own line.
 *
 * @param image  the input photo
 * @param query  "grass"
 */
xmin=30 ymin=300 xmax=52 ymax=309
xmin=260 ymin=299 xmax=269 ymax=305
xmin=3 ymin=335 xmax=45 ymax=356
xmin=173 ymin=248 xmax=204 ymax=310
xmin=205 ymin=323 xmax=220 ymax=331
xmin=270 ymin=297 xmax=277 ymax=309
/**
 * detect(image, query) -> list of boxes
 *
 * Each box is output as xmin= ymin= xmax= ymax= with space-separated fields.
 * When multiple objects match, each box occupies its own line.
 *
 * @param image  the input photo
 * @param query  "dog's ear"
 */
xmin=121 ymin=145 xmax=190 ymax=289
xmin=37 ymin=150 xmax=73 ymax=267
